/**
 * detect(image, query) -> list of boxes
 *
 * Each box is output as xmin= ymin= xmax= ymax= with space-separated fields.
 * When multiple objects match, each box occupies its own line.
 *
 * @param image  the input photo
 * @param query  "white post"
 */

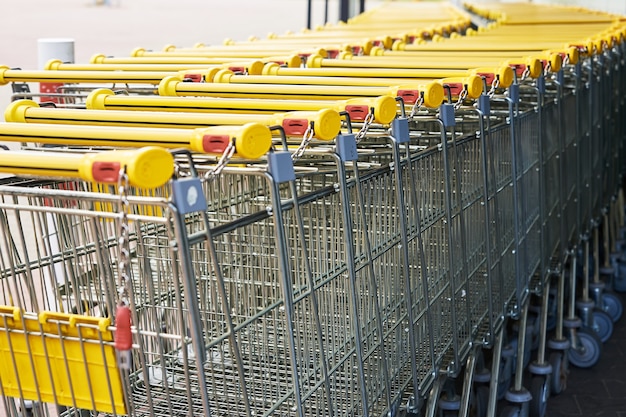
xmin=37 ymin=38 xmax=75 ymax=102
xmin=37 ymin=39 xmax=75 ymax=312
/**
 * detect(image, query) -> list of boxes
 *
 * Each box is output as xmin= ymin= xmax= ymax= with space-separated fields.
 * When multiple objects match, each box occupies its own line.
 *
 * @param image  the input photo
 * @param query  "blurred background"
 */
xmin=0 ymin=0 xmax=623 ymax=114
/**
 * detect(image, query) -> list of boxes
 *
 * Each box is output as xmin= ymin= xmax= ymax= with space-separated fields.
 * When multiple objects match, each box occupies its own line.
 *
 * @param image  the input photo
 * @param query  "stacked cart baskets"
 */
xmin=0 ymin=1 xmax=624 ymax=417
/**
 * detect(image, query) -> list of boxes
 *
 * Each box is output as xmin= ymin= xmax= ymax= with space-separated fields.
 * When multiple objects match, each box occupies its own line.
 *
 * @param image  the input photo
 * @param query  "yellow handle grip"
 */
xmin=440 ymin=75 xmax=484 ymax=99
xmin=7 ymin=98 xmax=340 ymax=141
xmin=0 ymin=306 xmax=21 ymax=322
xmin=0 ymin=66 xmax=200 ymax=85
xmin=79 ymin=147 xmax=174 ymax=188
xmin=468 ymin=66 xmax=514 ymax=89
xmin=39 ymin=311 xmax=111 ymax=333
xmin=87 ymin=88 xmax=396 ymax=122
xmin=341 ymin=95 xmax=399 ymax=124
xmin=0 ymin=146 xmax=174 ymax=188
xmin=272 ymin=109 xmax=341 ymax=141
xmin=190 ymin=123 xmax=272 ymax=159
xmin=0 ymin=121 xmax=272 ymax=159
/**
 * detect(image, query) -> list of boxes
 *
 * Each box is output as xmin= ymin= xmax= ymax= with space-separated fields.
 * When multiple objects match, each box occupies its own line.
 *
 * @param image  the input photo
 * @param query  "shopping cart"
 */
xmin=0 ymin=2 xmax=624 ymax=417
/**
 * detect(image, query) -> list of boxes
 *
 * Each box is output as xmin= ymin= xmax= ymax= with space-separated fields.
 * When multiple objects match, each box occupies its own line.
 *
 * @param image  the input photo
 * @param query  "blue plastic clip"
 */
xmin=557 ymin=69 xmax=565 ymax=85
xmin=267 ymin=151 xmax=296 ymax=183
xmin=536 ymin=75 xmax=546 ymax=94
xmin=509 ymin=84 xmax=520 ymax=103
xmin=478 ymin=94 xmax=491 ymax=117
xmin=172 ymin=177 xmax=207 ymax=215
xmin=336 ymin=133 xmax=358 ymax=162
xmin=391 ymin=117 xmax=410 ymax=144
xmin=440 ymin=103 xmax=456 ymax=128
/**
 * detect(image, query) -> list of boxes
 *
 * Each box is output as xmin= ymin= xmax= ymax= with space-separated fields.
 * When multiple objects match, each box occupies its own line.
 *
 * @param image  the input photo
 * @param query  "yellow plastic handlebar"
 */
xmin=0 ymin=147 xmax=174 ymax=188
xmin=0 ymin=122 xmax=272 ymax=159
xmin=90 ymin=53 xmax=302 ymax=68
xmin=6 ymin=99 xmax=341 ymax=141
xmin=158 ymin=75 xmax=444 ymax=104
xmin=86 ymin=88 xmax=399 ymax=123
xmin=0 ymin=66 xmax=204 ymax=85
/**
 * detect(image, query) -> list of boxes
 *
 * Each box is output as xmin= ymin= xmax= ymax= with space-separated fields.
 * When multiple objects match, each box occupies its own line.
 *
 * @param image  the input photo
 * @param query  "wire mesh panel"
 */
xmin=485 ymin=120 xmax=517 ymax=318
xmin=0 ymin=179 xmax=183 ymax=417
xmin=193 ymin=162 xmax=364 ymax=417
xmin=541 ymin=98 xmax=563 ymax=268
xmin=515 ymin=107 xmax=542 ymax=294
xmin=0 ymin=1 xmax=625 ymax=416
xmin=451 ymin=133 xmax=490 ymax=346
xmin=588 ymin=64 xmax=603 ymax=226
xmin=561 ymin=91 xmax=580 ymax=248
xmin=577 ymin=71 xmax=593 ymax=237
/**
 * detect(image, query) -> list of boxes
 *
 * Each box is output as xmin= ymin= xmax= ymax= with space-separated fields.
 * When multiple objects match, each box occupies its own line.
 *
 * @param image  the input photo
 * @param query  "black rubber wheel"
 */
xmin=591 ymin=309 xmax=614 ymax=342
xmin=569 ymin=328 xmax=603 ymax=368
xmin=601 ymin=292 xmax=623 ymax=322
xmin=529 ymin=376 xmax=549 ymax=417
xmin=549 ymin=351 xmax=568 ymax=395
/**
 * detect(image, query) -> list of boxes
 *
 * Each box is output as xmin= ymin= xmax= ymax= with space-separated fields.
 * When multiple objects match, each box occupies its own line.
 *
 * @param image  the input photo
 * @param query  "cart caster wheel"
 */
xmin=470 ymin=385 xmax=489 ymax=417
xmin=529 ymin=376 xmax=549 ymax=417
xmin=591 ymin=309 xmax=613 ymax=342
xmin=601 ymin=292 xmax=623 ymax=322
xmin=549 ymin=351 xmax=568 ymax=395
xmin=569 ymin=328 xmax=602 ymax=368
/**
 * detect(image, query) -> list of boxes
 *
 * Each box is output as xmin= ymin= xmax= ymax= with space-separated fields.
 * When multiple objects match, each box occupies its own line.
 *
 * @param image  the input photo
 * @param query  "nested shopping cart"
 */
xmin=0 ymin=1 xmax=624 ymax=417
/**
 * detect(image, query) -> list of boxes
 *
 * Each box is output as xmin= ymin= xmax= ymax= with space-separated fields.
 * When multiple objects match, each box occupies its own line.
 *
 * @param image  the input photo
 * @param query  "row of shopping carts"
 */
xmin=0 ymin=1 xmax=624 ymax=416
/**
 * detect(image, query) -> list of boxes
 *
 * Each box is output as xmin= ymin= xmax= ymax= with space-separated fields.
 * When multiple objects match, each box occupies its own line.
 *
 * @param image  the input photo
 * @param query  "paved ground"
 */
xmin=545 ymin=288 xmax=626 ymax=417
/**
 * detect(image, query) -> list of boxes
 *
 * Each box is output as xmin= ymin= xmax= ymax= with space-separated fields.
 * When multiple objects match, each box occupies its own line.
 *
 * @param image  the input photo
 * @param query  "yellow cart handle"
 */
xmin=369 ymin=45 xmax=578 ymax=65
xmin=440 ymin=76 xmax=484 ymax=100
xmin=0 ymin=147 xmax=173 ymax=188
xmin=158 ymin=75 xmax=439 ymax=103
xmin=469 ymin=66 xmax=514 ymax=89
xmin=214 ymin=67 xmax=445 ymax=107
xmin=6 ymin=100 xmax=341 ymax=141
xmin=0 ymin=122 xmax=272 ymax=159
xmin=397 ymin=39 xmax=602 ymax=58
xmin=261 ymin=63 xmax=472 ymax=81
xmin=45 ymin=59 xmax=266 ymax=78
xmin=86 ymin=88 xmax=399 ymax=124
xmin=131 ymin=46 xmax=332 ymax=59
xmin=90 ymin=53 xmax=303 ymax=68
xmin=306 ymin=52 xmax=556 ymax=77
xmin=0 ymin=66 xmax=208 ymax=86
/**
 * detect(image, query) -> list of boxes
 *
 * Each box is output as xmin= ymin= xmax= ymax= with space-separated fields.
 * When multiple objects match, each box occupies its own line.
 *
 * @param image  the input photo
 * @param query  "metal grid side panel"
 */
xmin=449 ymin=134 xmax=490 ymax=353
xmin=516 ymin=109 xmax=542 ymax=294
xmin=589 ymin=72 xmax=603 ymax=222
xmin=562 ymin=92 xmax=580 ymax=247
xmin=207 ymin=171 xmax=361 ymax=417
xmin=578 ymin=83 xmax=592 ymax=235
xmin=0 ymin=182 xmax=211 ymax=416
xmin=542 ymin=100 xmax=564 ymax=267
xmin=349 ymin=164 xmax=412 ymax=417
xmin=487 ymin=122 xmax=517 ymax=317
